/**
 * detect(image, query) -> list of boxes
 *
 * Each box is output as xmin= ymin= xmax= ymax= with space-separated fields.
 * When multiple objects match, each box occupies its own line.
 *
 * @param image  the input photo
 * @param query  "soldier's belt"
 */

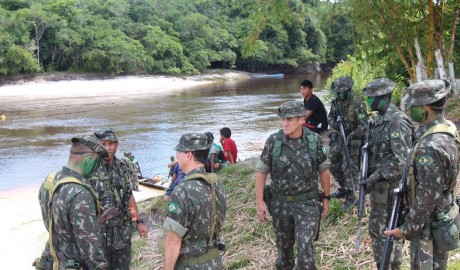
xmin=106 ymin=216 xmax=128 ymax=227
xmin=271 ymin=190 xmax=320 ymax=202
xmin=176 ymin=248 xmax=219 ymax=267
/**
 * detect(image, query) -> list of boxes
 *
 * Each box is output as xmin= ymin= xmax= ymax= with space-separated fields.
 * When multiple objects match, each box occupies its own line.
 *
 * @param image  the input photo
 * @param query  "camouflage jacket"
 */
xmin=328 ymin=96 xmax=368 ymax=139
xmin=257 ymin=129 xmax=329 ymax=195
xmin=400 ymin=116 xmax=460 ymax=238
xmin=368 ymin=103 xmax=414 ymax=185
xmin=38 ymin=166 xmax=108 ymax=269
xmin=88 ymin=157 xmax=134 ymax=250
xmin=163 ymin=167 xmax=227 ymax=257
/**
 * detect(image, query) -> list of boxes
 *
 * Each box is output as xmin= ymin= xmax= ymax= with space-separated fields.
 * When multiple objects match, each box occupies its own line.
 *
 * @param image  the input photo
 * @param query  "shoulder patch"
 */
xmin=357 ymin=113 xmax=366 ymax=120
xmin=167 ymin=202 xmax=179 ymax=214
xmin=390 ymin=128 xmax=402 ymax=139
xmin=416 ymin=155 xmax=432 ymax=166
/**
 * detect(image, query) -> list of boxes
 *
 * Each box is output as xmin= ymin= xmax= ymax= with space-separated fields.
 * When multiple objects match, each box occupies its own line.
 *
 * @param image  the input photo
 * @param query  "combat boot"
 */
xmin=331 ymin=188 xmax=349 ymax=199
xmin=342 ymin=196 xmax=357 ymax=211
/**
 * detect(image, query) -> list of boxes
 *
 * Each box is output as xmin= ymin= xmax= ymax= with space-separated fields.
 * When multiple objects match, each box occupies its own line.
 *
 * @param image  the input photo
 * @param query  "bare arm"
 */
xmin=164 ymin=231 xmax=182 ymax=270
xmin=255 ymin=171 xmax=269 ymax=222
xmin=319 ymin=169 xmax=331 ymax=219
xmin=128 ymin=196 xmax=148 ymax=238
xmin=305 ymin=110 xmax=314 ymax=122
xmin=227 ymin=150 xmax=235 ymax=164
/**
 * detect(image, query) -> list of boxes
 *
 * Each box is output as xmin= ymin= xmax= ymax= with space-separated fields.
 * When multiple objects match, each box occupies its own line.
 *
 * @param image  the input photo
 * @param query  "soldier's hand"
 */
xmin=384 ymin=227 xmax=403 ymax=239
xmin=137 ymin=222 xmax=149 ymax=238
xmin=360 ymin=175 xmax=378 ymax=190
xmin=256 ymin=202 xmax=269 ymax=222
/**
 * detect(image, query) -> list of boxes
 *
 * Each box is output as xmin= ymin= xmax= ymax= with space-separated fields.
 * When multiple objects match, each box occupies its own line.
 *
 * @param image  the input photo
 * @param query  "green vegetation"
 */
xmin=0 ymin=0 xmax=349 ymax=76
xmin=132 ymin=159 xmax=460 ymax=269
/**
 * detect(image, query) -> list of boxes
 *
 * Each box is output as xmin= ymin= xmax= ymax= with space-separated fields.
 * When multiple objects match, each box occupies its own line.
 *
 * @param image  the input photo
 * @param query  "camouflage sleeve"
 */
xmin=164 ymin=185 xmax=191 ymax=235
xmin=376 ymin=115 xmax=413 ymax=183
xmin=69 ymin=189 xmax=108 ymax=269
xmin=400 ymin=145 xmax=444 ymax=238
xmin=257 ymin=134 xmax=276 ymax=171
xmin=316 ymin=133 xmax=329 ymax=172
xmin=328 ymin=100 xmax=339 ymax=131
xmin=353 ymin=99 xmax=368 ymax=138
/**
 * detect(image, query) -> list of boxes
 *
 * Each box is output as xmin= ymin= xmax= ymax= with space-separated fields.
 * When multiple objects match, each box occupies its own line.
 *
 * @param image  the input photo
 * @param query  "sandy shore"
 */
xmin=0 ymin=70 xmax=250 ymax=269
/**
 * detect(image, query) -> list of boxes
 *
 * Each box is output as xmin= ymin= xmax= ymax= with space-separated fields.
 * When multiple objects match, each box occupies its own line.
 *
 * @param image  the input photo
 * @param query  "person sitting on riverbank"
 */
xmin=204 ymin=132 xmax=224 ymax=172
xmin=164 ymin=164 xmax=186 ymax=202
xmin=220 ymin=127 xmax=238 ymax=164
xmin=300 ymin=79 xmax=328 ymax=134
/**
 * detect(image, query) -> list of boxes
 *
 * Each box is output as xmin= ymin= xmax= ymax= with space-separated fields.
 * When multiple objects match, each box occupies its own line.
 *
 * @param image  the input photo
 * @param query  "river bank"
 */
xmin=0 ymin=69 xmax=254 ymax=270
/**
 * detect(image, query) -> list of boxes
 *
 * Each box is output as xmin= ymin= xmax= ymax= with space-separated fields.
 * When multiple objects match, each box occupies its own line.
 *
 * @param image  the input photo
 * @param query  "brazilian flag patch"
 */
xmin=322 ymin=146 xmax=327 ymax=155
xmin=357 ymin=113 xmax=366 ymax=120
xmin=390 ymin=129 xmax=402 ymax=139
xmin=417 ymin=155 xmax=432 ymax=166
xmin=167 ymin=202 xmax=179 ymax=214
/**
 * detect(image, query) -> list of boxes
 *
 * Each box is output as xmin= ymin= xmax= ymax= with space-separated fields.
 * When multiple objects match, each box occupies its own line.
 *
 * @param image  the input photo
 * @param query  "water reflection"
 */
xmin=0 ymin=73 xmax=331 ymax=190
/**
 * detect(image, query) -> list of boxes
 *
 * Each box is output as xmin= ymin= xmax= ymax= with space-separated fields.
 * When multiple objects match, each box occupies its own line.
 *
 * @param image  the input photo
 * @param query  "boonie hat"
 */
xmin=277 ymin=101 xmax=306 ymax=118
xmin=94 ymin=128 xmax=118 ymax=141
xmin=332 ymin=76 xmax=354 ymax=92
xmin=406 ymin=80 xmax=450 ymax=106
xmin=174 ymin=133 xmax=213 ymax=152
xmin=205 ymin=132 xmax=214 ymax=140
xmin=71 ymin=135 xmax=109 ymax=158
xmin=363 ymin=78 xmax=396 ymax=97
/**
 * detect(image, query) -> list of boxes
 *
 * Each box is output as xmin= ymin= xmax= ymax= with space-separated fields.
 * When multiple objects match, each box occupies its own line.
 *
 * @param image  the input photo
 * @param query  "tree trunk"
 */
xmin=435 ymin=50 xmax=447 ymax=80
xmin=414 ymin=38 xmax=427 ymax=82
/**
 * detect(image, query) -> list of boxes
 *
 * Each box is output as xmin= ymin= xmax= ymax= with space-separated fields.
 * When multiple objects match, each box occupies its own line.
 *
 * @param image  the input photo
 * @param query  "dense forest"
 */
xmin=0 ymin=0 xmax=458 ymax=81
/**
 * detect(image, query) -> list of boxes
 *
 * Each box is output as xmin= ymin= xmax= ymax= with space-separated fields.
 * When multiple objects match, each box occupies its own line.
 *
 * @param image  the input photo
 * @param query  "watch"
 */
xmin=135 ymin=219 xmax=144 ymax=224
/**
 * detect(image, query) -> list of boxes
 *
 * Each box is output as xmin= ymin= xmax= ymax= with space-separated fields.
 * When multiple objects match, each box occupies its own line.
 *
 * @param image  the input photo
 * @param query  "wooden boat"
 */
xmin=138 ymin=176 xmax=170 ymax=190
xmin=251 ymin=73 xmax=284 ymax=79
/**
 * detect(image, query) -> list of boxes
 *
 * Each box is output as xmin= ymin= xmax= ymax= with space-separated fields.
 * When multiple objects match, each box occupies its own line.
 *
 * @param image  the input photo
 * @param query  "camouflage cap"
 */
xmin=277 ymin=100 xmax=306 ymax=118
xmin=94 ymin=128 xmax=118 ymax=141
xmin=363 ymin=78 xmax=396 ymax=97
xmin=71 ymin=135 xmax=109 ymax=158
xmin=406 ymin=79 xmax=449 ymax=106
xmin=332 ymin=76 xmax=354 ymax=93
xmin=174 ymin=133 xmax=213 ymax=152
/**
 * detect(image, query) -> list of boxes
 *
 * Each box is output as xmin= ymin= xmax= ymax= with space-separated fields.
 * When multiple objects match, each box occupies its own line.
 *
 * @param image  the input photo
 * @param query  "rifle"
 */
xmin=332 ymin=99 xmax=355 ymax=193
xmin=379 ymin=148 xmax=412 ymax=270
xmin=356 ymin=117 xmax=373 ymax=251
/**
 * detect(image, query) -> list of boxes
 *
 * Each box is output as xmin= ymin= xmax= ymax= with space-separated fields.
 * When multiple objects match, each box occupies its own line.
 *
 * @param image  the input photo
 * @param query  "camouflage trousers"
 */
xmin=107 ymin=245 xmax=131 ymax=270
xmin=175 ymin=256 xmax=223 ymax=270
xmin=328 ymin=135 xmax=361 ymax=196
xmin=269 ymin=199 xmax=321 ymax=270
xmin=408 ymin=237 xmax=448 ymax=270
xmin=369 ymin=188 xmax=402 ymax=270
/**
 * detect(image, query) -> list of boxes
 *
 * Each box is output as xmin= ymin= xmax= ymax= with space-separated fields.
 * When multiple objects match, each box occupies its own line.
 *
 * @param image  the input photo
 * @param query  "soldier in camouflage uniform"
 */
xmin=255 ymin=100 xmax=331 ymax=269
xmin=163 ymin=133 xmax=227 ymax=270
xmin=89 ymin=128 xmax=148 ymax=270
xmin=328 ymin=76 xmax=368 ymax=209
xmin=35 ymin=136 xmax=109 ymax=270
xmin=361 ymin=78 xmax=414 ymax=269
xmin=385 ymin=80 xmax=460 ymax=270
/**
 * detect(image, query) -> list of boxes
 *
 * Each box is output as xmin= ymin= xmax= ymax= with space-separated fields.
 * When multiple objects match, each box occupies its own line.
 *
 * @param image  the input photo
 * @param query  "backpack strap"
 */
xmin=183 ymin=173 xmax=219 ymax=249
xmin=272 ymin=127 xmax=318 ymax=167
xmin=45 ymin=173 xmax=100 ymax=270
xmin=409 ymin=121 xmax=460 ymax=205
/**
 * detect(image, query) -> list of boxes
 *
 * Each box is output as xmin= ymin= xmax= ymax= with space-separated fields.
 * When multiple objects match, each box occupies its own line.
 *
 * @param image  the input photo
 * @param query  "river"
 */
xmin=0 ymin=73 xmax=330 ymax=191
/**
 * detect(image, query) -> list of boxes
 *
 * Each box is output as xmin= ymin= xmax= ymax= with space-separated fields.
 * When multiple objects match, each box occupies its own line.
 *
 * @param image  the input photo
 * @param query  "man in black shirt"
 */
xmin=300 ymin=79 xmax=328 ymax=134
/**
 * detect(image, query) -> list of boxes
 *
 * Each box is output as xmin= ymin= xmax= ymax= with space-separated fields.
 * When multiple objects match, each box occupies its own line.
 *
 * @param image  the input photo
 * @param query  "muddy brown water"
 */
xmin=0 ymin=73 xmax=330 ymax=191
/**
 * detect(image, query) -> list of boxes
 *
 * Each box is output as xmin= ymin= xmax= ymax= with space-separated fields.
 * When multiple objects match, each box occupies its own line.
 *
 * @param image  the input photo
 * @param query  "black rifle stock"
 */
xmin=356 ymin=118 xmax=373 ymax=251
xmin=379 ymin=149 xmax=412 ymax=270
xmin=332 ymin=99 xmax=355 ymax=192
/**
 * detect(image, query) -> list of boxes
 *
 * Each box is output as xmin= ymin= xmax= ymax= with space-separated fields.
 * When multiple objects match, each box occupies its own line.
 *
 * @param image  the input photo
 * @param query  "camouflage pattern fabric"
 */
xmin=367 ymin=103 xmax=413 ymax=268
xmin=363 ymin=78 xmax=396 ymax=97
xmin=163 ymin=167 xmax=226 ymax=269
xmin=399 ymin=116 xmax=460 ymax=270
xmin=258 ymin=129 xmax=329 ymax=269
xmin=121 ymin=156 xmax=140 ymax=190
xmin=328 ymin=96 xmax=368 ymax=194
xmin=175 ymin=133 xmax=213 ymax=152
xmin=38 ymin=166 xmax=108 ymax=270
xmin=277 ymin=100 xmax=307 ymax=118
xmin=88 ymin=157 xmax=134 ymax=269
xmin=406 ymin=80 xmax=450 ymax=106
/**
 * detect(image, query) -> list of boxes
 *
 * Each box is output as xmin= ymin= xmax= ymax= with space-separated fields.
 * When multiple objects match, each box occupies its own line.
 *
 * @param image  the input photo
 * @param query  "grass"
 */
xmin=131 ymin=157 xmax=460 ymax=269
